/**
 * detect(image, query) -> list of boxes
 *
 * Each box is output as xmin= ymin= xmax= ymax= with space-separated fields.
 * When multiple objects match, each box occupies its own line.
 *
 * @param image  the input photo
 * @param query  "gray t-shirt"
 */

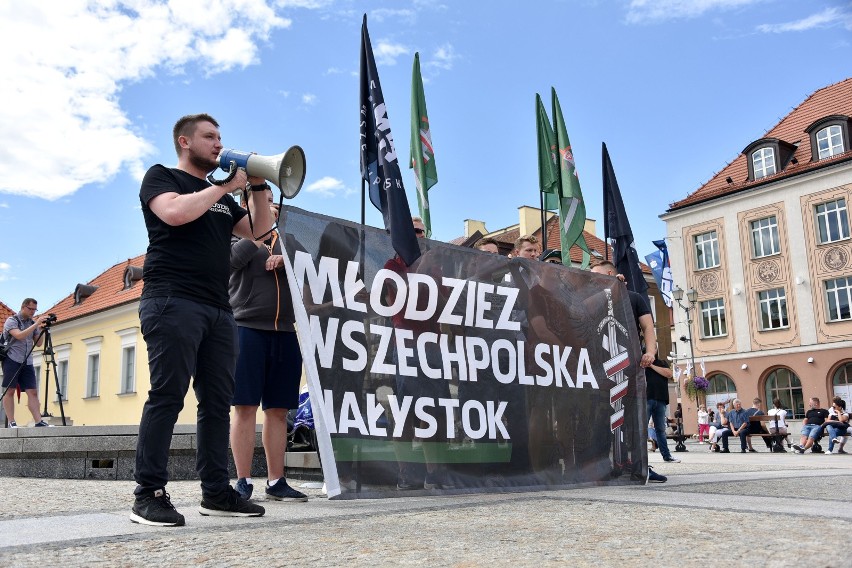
xmin=3 ymin=314 xmax=38 ymax=365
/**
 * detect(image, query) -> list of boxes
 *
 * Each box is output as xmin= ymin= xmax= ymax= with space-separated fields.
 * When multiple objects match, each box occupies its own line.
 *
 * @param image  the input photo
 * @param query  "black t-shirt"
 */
xmin=805 ymin=408 xmax=829 ymax=426
xmin=140 ymin=165 xmax=247 ymax=310
xmin=628 ymin=290 xmax=651 ymax=332
xmin=645 ymin=358 xmax=670 ymax=404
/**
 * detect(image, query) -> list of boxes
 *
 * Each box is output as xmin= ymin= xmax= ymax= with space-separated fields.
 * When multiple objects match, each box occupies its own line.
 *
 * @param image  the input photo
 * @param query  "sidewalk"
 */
xmin=1 ymin=440 xmax=850 ymax=566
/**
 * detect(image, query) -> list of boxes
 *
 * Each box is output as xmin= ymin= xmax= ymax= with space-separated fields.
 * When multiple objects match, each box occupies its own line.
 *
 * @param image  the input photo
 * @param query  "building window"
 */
xmin=817 ymin=125 xmax=845 ymax=159
xmin=757 ymin=288 xmax=788 ymax=330
xmin=833 ymin=362 xmax=852 ymax=405
xmin=694 ymin=231 xmax=720 ymax=270
xmin=121 ymin=346 xmax=136 ymax=394
xmin=765 ymin=368 xmax=804 ymax=419
xmin=752 ymin=147 xmax=776 ymax=179
xmin=700 ymin=299 xmax=727 ymax=338
xmin=86 ymin=354 xmax=100 ymax=398
xmin=816 ymin=198 xmax=850 ymax=244
xmin=116 ymin=328 xmax=139 ymax=395
xmin=55 ymin=360 xmax=69 ymax=402
xmin=825 ymin=276 xmax=852 ymax=322
xmin=706 ymin=373 xmax=737 ymax=410
xmin=750 ymin=216 xmax=780 ymax=258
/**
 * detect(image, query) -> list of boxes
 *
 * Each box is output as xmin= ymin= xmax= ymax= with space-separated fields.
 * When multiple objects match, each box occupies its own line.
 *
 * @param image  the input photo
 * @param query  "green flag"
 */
xmin=536 ymin=94 xmax=559 ymax=212
xmin=552 ymin=87 xmax=591 ymax=268
xmin=410 ymin=52 xmax=437 ymax=237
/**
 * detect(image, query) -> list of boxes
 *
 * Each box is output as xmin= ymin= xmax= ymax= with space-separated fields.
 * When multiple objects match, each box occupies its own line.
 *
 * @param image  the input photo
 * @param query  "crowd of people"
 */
xmin=689 ymin=396 xmax=849 ymax=455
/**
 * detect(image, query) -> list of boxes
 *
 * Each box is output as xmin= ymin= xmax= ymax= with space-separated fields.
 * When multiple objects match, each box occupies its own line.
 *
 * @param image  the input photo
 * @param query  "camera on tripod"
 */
xmin=43 ymin=313 xmax=58 ymax=327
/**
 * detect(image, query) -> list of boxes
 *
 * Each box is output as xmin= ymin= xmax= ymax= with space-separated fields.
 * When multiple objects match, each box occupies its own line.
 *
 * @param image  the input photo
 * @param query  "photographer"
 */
xmin=2 ymin=298 xmax=53 ymax=428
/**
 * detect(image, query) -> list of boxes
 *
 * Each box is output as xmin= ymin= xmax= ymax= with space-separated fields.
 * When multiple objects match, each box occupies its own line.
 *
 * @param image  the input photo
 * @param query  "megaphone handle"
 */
xmin=207 ymin=160 xmax=238 ymax=186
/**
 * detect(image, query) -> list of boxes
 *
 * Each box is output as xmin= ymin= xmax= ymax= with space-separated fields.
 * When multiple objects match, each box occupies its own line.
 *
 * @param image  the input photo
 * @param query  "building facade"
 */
xmin=662 ymin=78 xmax=852 ymax=431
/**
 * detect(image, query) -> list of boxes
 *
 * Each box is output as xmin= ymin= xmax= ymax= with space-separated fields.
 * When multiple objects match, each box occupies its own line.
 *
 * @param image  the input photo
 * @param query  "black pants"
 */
xmin=134 ymin=297 xmax=238 ymax=497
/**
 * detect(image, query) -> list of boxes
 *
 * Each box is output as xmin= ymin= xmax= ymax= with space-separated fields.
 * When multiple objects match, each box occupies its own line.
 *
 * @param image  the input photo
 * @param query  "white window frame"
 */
xmin=817 ymin=125 xmax=844 ymax=160
xmin=53 ymin=344 xmax=71 ymax=402
xmin=757 ymin=287 xmax=789 ymax=330
xmin=816 ymin=198 xmax=850 ymax=244
xmin=700 ymin=298 xmax=727 ymax=338
xmin=82 ymin=337 xmax=103 ymax=398
xmin=694 ymin=231 xmax=720 ymax=270
xmin=750 ymin=215 xmax=780 ymax=258
xmin=116 ymin=328 xmax=139 ymax=394
xmin=825 ymin=276 xmax=852 ymax=322
xmin=752 ymin=147 xmax=776 ymax=179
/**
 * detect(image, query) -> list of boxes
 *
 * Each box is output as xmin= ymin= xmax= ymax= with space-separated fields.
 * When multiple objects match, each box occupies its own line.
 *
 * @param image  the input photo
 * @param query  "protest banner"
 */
xmin=279 ymin=207 xmax=648 ymax=498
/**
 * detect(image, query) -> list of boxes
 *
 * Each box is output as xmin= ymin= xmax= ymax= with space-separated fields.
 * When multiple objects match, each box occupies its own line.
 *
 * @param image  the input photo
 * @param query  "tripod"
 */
xmin=40 ymin=327 xmax=67 ymax=426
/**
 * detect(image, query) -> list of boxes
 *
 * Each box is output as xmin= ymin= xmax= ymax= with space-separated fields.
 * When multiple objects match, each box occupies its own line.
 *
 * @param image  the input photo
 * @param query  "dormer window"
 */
xmin=806 ymin=115 xmax=851 ymax=162
xmin=817 ymin=125 xmax=844 ymax=159
xmin=752 ymin=147 xmax=776 ymax=179
xmin=742 ymin=138 xmax=796 ymax=182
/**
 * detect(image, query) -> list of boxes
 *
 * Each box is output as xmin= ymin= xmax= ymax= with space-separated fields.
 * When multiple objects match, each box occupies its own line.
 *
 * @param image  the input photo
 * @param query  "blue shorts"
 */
xmin=801 ymin=423 xmax=823 ymax=439
xmin=233 ymin=327 xmax=301 ymax=410
xmin=1 ymin=359 xmax=38 ymax=390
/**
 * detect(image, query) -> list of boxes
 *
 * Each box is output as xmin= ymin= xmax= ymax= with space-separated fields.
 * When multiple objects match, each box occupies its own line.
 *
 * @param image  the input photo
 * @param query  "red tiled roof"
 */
xmin=534 ymin=217 xmax=651 ymax=274
xmin=0 ymin=301 xmax=14 ymax=322
xmin=669 ymin=78 xmax=852 ymax=211
xmin=47 ymin=254 xmax=146 ymax=323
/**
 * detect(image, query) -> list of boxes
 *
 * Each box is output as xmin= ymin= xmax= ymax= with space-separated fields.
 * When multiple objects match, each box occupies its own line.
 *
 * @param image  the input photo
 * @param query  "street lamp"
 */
xmin=672 ymin=286 xmax=698 ymax=389
xmin=672 ymin=286 xmax=698 ymax=453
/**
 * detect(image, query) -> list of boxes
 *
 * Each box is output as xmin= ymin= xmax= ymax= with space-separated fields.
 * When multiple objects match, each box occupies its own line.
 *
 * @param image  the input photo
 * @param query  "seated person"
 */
xmin=707 ymin=403 xmax=729 ymax=452
xmin=745 ymin=397 xmax=772 ymax=452
xmin=721 ymin=398 xmax=750 ymax=453
xmin=825 ymin=397 xmax=850 ymax=455
xmin=793 ymin=397 xmax=830 ymax=454
xmin=766 ymin=398 xmax=788 ymax=448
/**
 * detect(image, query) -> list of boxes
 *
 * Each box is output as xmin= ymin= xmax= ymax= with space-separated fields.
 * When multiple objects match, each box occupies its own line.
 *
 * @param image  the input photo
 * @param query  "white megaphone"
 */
xmin=208 ymin=146 xmax=306 ymax=199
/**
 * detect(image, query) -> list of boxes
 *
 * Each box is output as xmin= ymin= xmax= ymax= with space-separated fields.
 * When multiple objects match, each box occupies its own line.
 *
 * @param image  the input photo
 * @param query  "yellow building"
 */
xmin=20 ymin=255 xmax=199 ymax=426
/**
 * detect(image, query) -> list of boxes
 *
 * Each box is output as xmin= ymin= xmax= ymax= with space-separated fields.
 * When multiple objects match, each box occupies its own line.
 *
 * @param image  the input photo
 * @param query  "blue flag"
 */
xmin=644 ymin=239 xmax=672 ymax=307
xmin=359 ymin=15 xmax=420 ymax=266
xmin=603 ymin=142 xmax=648 ymax=295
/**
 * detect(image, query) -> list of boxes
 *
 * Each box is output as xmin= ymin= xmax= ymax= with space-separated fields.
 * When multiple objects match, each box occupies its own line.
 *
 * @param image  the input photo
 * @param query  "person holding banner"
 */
xmin=131 ymin=113 xmax=269 ymax=527
xmin=228 ymin=187 xmax=308 ymax=503
xmin=385 ymin=217 xmax=455 ymax=490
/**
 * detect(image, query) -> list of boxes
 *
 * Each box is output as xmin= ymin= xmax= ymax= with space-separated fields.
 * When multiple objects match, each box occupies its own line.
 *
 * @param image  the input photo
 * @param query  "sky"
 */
xmin=0 ymin=0 xmax=850 ymax=310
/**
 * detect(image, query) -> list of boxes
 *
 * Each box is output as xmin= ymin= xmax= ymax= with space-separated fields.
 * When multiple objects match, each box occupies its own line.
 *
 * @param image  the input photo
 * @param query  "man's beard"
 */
xmin=189 ymin=151 xmax=219 ymax=173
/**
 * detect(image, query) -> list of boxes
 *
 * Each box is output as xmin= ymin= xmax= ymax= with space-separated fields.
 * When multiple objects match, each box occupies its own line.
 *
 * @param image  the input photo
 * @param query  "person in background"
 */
xmin=793 ymin=397 xmax=829 ymax=454
xmin=745 ymin=398 xmax=772 ymax=452
xmin=767 ymin=398 xmax=789 ymax=451
xmin=707 ymin=402 xmax=729 ymax=452
xmin=824 ymin=397 xmax=849 ymax=455
xmin=2 ymin=298 xmax=52 ymax=428
xmin=697 ymin=404 xmax=710 ymax=444
xmin=229 ymin=186 xmax=308 ymax=503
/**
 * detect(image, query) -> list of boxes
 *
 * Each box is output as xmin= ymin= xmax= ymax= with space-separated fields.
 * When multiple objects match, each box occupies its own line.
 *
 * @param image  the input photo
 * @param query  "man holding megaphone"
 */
xmin=131 ymin=113 xmax=272 ymax=527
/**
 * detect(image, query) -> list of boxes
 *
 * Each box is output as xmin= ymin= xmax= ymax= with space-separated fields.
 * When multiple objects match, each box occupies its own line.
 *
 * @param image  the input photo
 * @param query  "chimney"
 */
xmin=584 ymin=218 xmax=596 ymax=236
xmin=464 ymin=219 xmax=487 ymax=238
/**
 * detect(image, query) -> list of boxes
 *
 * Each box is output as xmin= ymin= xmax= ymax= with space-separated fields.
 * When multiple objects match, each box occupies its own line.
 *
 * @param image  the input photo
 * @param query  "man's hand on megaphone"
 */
xmin=222 ymin=168 xmax=248 ymax=194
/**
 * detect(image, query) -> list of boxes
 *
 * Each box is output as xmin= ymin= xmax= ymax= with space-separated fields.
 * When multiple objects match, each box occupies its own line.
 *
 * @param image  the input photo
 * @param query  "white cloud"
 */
xmin=324 ymin=67 xmax=344 ymax=75
xmin=0 ymin=0 xmax=291 ymax=201
xmin=370 ymin=8 xmax=416 ymax=23
xmin=427 ymin=43 xmax=458 ymax=71
xmin=0 ymin=203 xmax=8 ymax=208
xmin=374 ymin=40 xmax=410 ymax=66
xmin=0 ymin=261 xmax=10 ymax=282
xmin=302 ymin=93 xmax=318 ymax=105
xmin=626 ymin=0 xmax=761 ymax=24
xmin=305 ymin=176 xmax=349 ymax=197
xmin=0 ymin=262 xmax=10 ymax=270
xmin=757 ymin=7 xmax=852 ymax=33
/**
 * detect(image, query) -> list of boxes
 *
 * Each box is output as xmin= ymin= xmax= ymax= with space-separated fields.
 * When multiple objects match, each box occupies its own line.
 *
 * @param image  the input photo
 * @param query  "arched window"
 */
xmin=706 ymin=373 xmax=737 ymax=409
xmin=764 ymin=368 xmax=804 ymax=419
xmin=832 ymin=362 xmax=852 ymax=406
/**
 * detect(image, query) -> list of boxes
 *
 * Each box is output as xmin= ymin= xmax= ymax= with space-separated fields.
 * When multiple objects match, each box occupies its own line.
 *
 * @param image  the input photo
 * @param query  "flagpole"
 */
xmin=540 ymin=192 xmax=547 ymax=251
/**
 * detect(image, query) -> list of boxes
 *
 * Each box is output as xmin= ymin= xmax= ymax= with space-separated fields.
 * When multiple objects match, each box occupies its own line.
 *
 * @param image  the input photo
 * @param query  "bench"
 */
xmin=748 ymin=414 xmax=791 ymax=452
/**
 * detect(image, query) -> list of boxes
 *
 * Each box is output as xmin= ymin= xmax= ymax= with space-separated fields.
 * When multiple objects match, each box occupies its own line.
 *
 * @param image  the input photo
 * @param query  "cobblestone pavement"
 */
xmin=2 ymin=444 xmax=851 ymax=567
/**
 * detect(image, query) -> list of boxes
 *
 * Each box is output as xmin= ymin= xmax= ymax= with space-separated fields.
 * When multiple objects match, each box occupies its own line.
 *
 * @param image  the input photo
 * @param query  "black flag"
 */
xmin=359 ymin=15 xmax=420 ymax=266
xmin=603 ymin=142 xmax=648 ymax=295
